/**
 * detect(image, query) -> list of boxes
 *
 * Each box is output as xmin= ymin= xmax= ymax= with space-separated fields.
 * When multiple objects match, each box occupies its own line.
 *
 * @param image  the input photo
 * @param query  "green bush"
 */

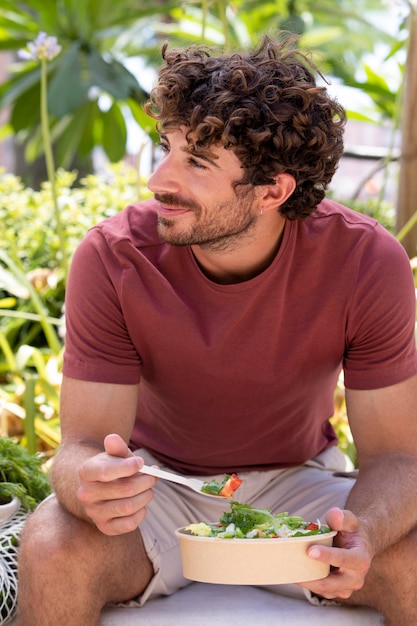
xmin=0 ymin=437 xmax=51 ymax=510
xmin=0 ymin=163 xmax=149 ymax=451
xmin=0 ymin=164 xmax=148 ymax=355
xmin=348 ymin=196 xmax=396 ymax=234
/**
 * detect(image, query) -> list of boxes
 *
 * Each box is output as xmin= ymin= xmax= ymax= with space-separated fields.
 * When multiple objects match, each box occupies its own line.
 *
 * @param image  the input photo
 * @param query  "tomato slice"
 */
xmin=305 ymin=522 xmax=319 ymax=531
xmin=219 ymin=473 xmax=243 ymax=497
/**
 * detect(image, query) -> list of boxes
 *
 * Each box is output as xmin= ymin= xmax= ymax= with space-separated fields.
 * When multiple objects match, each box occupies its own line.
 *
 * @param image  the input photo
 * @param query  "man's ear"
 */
xmin=255 ymin=173 xmax=296 ymax=212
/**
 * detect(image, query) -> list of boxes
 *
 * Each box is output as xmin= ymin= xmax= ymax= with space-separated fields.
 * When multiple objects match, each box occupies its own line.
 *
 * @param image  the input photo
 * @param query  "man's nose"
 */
xmin=147 ymin=158 xmax=180 ymax=195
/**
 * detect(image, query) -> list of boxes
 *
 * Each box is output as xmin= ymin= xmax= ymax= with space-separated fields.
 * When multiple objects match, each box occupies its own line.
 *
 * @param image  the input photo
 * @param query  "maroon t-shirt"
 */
xmin=63 ymin=198 xmax=417 ymax=474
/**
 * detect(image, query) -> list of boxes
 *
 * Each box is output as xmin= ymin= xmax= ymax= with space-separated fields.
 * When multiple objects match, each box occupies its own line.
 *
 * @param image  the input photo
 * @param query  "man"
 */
xmin=17 ymin=34 xmax=417 ymax=625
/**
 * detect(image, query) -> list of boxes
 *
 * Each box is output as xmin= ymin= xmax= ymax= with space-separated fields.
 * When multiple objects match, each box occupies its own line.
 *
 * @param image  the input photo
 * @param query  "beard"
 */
xmin=155 ymin=190 xmax=258 ymax=252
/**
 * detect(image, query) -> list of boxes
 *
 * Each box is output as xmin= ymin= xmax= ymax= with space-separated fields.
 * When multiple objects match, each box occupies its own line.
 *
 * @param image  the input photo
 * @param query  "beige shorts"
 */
xmin=122 ymin=445 xmax=355 ymax=608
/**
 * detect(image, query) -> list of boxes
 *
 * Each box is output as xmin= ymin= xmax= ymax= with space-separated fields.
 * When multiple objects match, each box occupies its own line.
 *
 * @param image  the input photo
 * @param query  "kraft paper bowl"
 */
xmin=175 ymin=527 xmax=337 ymax=585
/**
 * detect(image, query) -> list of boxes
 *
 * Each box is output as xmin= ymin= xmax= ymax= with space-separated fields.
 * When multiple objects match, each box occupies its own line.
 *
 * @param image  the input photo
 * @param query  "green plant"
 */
xmin=341 ymin=194 xmax=396 ymax=233
xmin=0 ymin=1 xmax=405 ymax=170
xmin=0 ymin=437 xmax=51 ymax=510
xmin=0 ymin=163 xmax=150 ymax=451
xmin=18 ymin=32 xmax=69 ymax=280
xmin=0 ymin=164 xmax=146 ymax=356
xmin=0 ymin=0 xmax=161 ymax=171
xmin=330 ymin=374 xmax=357 ymax=468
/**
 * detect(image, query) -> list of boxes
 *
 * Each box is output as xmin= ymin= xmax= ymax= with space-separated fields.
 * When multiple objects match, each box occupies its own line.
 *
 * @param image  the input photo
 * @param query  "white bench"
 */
xmin=100 ymin=583 xmax=384 ymax=625
xmin=6 ymin=581 xmax=384 ymax=624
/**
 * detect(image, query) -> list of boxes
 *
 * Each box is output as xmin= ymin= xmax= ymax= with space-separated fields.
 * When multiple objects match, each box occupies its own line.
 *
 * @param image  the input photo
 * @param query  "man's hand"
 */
xmin=299 ymin=507 xmax=373 ymax=600
xmin=77 ymin=433 xmax=157 ymax=536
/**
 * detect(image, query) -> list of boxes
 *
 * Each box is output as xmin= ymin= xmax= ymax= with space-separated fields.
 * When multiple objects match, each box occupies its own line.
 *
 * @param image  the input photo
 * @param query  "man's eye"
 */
xmin=158 ymin=142 xmax=170 ymax=153
xmin=189 ymin=157 xmax=207 ymax=170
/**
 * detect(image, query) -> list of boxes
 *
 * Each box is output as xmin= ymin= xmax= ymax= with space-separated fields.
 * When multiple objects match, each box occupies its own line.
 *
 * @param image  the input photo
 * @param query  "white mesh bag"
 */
xmin=0 ymin=507 xmax=28 ymax=625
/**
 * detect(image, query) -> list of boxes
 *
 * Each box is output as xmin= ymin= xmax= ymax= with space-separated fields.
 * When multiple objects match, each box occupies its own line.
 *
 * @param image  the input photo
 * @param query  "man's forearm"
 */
xmin=50 ymin=441 xmax=103 ymax=521
xmin=345 ymin=452 xmax=417 ymax=556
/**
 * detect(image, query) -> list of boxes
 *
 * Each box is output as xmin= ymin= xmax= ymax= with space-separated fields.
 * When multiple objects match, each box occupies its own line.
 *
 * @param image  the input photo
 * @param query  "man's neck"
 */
xmin=191 ymin=213 xmax=287 ymax=284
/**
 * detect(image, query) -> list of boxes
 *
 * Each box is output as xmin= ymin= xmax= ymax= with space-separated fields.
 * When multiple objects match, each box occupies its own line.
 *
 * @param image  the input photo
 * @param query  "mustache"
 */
xmin=154 ymin=193 xmax=199 ymax=212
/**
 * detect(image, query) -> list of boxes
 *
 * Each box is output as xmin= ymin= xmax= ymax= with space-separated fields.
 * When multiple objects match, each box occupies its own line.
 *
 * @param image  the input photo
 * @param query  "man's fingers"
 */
xmin=307 ymin=543 xmax=365 ymax=570
xmin=79 ymin=448 xmax=141 ymax=483
xmin=104 ymin=433 xmax=133 ymax=458
xmin=325 ymin=507 xmax=360 ymax=533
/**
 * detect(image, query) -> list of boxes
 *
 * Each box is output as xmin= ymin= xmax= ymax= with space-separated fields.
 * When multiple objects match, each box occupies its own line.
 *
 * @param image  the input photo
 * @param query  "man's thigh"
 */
xmin=19 ymin=494 xmax=153 ymax=606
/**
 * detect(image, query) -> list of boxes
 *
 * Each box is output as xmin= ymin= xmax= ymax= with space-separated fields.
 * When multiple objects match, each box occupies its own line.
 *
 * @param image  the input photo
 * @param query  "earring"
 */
xmin=259 ymin=208 xmax=264 ymax=216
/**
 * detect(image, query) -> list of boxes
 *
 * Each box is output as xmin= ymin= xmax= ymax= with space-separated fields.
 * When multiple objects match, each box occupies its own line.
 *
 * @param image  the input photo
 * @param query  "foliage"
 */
xmin=18 ymin=32 xmax=70 ymax=279
xmin=143 ymin=0 xmax=406 ymax=121
xmin=0 ymin=0 xmax=162 ymax=168
xmin=332 ymin=193 xmax=396 ymax=234
xmin=0 ymin=164 xmax=145 ymax=348
xmin=0 ymin=437 xmax=51 ymax=510
xmin=330 ymin=374 xmax=357 ymax=468
xmin=0 ymin=163 xmax=149 ymax=451
xmin=0 ymin=0 xmax=409 ymax=172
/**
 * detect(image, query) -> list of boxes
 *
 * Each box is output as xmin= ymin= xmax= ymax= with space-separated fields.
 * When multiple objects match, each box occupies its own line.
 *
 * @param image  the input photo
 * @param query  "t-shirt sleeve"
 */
xmin=343 ymin=224 xmax=417 ymax=390
xmin=62 ymin=228 xmax=142 ymax=384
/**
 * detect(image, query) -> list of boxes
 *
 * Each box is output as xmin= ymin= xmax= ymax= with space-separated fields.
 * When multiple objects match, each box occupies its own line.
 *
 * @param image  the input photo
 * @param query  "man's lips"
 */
xmin=157 ymin=204 xmax=191 ymax=218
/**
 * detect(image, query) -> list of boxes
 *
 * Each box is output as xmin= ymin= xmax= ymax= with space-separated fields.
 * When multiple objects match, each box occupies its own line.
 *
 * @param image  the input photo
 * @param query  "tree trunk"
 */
xmin=396 ymin=7 xmax=417 ymax=258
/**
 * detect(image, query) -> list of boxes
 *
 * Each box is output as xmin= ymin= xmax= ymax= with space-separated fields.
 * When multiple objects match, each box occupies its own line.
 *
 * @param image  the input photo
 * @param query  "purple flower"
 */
xmin=18 ymin=32 xmax=62 ymax=62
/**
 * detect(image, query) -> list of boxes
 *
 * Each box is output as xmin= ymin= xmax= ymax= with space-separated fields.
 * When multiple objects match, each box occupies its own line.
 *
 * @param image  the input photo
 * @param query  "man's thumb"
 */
xmin=104 ymin=433 xmax=133 ymax=459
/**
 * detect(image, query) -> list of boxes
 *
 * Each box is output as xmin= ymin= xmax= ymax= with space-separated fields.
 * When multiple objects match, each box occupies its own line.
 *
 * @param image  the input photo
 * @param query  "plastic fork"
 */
xmin=139 ymin=464 xmax=230 ymax=498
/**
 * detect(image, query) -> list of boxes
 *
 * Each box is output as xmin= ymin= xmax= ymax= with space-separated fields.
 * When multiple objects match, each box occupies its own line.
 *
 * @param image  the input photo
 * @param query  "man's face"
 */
xmin=147 ymin=128 xmax=260 ymax=251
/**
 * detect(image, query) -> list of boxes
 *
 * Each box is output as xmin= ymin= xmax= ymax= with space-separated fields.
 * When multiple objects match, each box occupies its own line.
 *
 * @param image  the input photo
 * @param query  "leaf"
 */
xmin=0 ymin=297 xmax=17 ymax=308
xmin=0 ymin=330 xmax=16 ymax=371
xmin=346 ymin=110 xmax=379 ymax=123
xmin=86 ymin=50 xmax=143 ymax=100
xmin=300 ymin=26 xmax=344 ymax=48
xmin=55 ymin=101 xmax=97 ymax=168
xmin=385 ymin=38 xmax=405 ymax=61
xmin=48 ymin=43 xmax=89 ymax=118
xmin=78 ymin=100 xmax=101 ymax=156
xmin=24 ymin=125 xmax=44 ymax=163
xmin=126 ymin=98 xmax=158 ymax=142
xmin=363 ymin=63 xmax=390 ymax=91
xmin=0 ymin=66 xmax=41 ymax=110
xmin=0 ymin=250 xmax=61 ymax=354
xmin=10 ymin=81 xmax=40 ymax=131
xmin=101 ymin=102 xmax=127 ymax=162
xmin=15 ymin=344 xmax=37 ymax=371
xmin=0 ymin=438 xmax=51 ymax=511
xmin=0 ymin=265 xmax=30 ymax=299
xmin=37 ymin=375 xmax=60 ymax=406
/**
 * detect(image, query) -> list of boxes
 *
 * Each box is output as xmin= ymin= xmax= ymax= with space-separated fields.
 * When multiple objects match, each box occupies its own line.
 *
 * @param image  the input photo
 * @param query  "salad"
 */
xmin=201 ymin=473 xmax=243 ymax=498
xmin=185 ymin=501 xmax=331 ymax=539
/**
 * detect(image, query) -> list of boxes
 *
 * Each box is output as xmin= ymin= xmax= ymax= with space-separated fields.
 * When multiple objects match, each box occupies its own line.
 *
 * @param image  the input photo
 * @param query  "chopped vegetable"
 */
xmin=219 ymin=473 xmax=243 ymax=497
xmin=201 ymin=473 xmax=242 ymax=497
xmin=184 ymin=501 xmax=331 ymax=539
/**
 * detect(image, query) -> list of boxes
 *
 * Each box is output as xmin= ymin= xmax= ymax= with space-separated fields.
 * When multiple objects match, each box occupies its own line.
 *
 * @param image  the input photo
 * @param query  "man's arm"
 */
xmin=344 ymin=372 xmax=417 ymax=552
xmin=51 ymin=375 xmax=156 ymax=535
xmin=301 ymin=373 xmax=417 ymax=598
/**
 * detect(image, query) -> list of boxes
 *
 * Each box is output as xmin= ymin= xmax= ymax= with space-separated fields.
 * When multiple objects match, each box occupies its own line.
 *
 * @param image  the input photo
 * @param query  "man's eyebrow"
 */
xmin=187 ymin=148 xmax=221 ymax=168
xmin=160 ymin=133 xmax=220 ymax=168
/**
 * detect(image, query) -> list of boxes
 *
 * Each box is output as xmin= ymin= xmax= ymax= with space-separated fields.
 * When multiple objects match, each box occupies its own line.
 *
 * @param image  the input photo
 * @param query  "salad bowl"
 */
xmin=175 ymin=527 xmax=337 ymax=585
xmin=175 ymin=502 xmax=337 ymax=585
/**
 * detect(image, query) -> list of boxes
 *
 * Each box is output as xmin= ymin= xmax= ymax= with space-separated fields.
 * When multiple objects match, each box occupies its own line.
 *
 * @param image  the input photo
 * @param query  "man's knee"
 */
xmin=18 ymin=494 xmax=154 ymax=601
xmin=19 ymin=497 xmax=82 ymax=567
xmin=347 ymin=526 xmax=417 ymax=622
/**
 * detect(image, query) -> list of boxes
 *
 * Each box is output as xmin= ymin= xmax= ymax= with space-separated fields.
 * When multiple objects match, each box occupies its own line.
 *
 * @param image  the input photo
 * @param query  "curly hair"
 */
xmin=145 ymin=34 xmax=346 ymax=219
